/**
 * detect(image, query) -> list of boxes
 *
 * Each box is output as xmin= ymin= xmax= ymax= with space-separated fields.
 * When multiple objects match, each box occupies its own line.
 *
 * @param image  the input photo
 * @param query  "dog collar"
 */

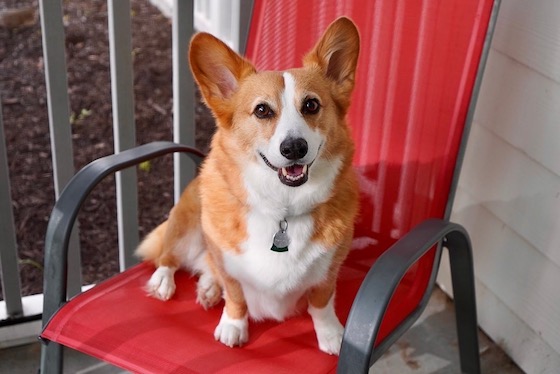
xmin=271 ymin=219 xmax=290 ymax=252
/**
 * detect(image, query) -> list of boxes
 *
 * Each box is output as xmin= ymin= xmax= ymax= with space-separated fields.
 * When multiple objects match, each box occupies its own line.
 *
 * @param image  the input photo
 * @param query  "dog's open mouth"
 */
xmin=259 ymin=153 xmax=310 ymax=187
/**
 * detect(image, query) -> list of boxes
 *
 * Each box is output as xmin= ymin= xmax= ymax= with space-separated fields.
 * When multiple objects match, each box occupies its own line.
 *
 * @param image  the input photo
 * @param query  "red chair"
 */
xmin=40 ymin=0 xmax=501 ymax=373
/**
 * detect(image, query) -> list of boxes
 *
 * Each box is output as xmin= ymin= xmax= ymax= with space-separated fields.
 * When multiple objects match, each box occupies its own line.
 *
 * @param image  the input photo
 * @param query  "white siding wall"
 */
xmin=194 ymin=0 xmax=241 ymax=51
xmin=149 ymin=0 xmax=241 ymax=51
xmin=438 ymin=1 xmax=560 ymax=372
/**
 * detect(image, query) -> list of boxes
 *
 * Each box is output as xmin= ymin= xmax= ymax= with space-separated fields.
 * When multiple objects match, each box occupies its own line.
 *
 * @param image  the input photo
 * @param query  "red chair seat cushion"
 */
xmin=41 ymin=248 xmax=381 ymax=373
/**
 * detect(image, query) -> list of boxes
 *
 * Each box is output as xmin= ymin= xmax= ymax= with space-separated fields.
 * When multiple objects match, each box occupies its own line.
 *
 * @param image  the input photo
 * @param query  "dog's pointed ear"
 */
xmin=304 ymin=17 xmax=360 ymax=97
xmin=189 ymin=33 xmax=256 ymax=108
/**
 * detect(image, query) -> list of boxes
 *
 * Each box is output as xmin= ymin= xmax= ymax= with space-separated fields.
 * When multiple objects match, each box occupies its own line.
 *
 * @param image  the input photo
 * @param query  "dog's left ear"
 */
xmin=304 ymin=17 xmax=360 ymax=100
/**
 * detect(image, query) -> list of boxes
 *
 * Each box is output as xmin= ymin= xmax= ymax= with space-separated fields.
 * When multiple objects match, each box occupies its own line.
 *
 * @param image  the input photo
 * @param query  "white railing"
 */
xmin=0 ymin=0 xmax=252 ymax=348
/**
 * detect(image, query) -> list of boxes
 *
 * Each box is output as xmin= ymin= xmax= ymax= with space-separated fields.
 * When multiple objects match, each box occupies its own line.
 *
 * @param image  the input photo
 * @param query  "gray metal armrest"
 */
xmin=338 ymin=219 xmax=480 ymax=374
xmin=42 ymin=141 xmax=204 ymax=324
xmin=40 ymin=141 xmax=204 ymax=372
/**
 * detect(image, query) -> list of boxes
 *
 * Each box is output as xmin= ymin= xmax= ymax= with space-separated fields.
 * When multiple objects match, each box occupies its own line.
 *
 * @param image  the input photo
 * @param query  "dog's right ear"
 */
xmin=189 ymin=33 xmax=256 ymax=109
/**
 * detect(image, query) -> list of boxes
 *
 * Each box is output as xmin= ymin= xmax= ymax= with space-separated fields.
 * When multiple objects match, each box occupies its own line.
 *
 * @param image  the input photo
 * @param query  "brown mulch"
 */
xmin=0 ymin=0 xmax=215 ymax=299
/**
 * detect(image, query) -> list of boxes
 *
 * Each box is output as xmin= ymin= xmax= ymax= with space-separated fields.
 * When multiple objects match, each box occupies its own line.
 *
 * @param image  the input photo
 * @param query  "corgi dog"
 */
xmin=136 ymin=17 xmax=359 ymax=355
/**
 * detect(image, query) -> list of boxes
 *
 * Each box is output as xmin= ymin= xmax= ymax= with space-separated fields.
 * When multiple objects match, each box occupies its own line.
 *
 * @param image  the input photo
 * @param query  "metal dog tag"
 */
xmin=271 ymin=219 xmax=290 ymax=252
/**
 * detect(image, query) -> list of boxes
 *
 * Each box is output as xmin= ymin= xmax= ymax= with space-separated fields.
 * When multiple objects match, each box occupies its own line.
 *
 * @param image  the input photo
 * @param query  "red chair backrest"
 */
xmin=246 ymin=0 xmax=495 ymax=344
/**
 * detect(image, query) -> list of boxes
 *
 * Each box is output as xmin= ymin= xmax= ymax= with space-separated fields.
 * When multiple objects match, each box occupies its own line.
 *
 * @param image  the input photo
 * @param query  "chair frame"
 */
xmin=39 ymin=1 xmax=501 ymax=372
xmin=39 ymin=143 xmax=477 ymax=374
xmin=339 ymin=220 xmax=478 ymax=373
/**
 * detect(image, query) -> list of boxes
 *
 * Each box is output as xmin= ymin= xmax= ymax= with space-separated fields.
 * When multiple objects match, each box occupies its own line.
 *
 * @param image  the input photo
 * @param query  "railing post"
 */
xmin=238 ymin=0 xmax=255 ymax=55
xmin=0 ymin=103 xmax=23 ymax=319
xmin=39 ymin=0 xmax=82 ymax=300
xmin=108 ymin=0 xmax=139 ymax=270
xmin=172 ymin=0 xmax=196 ymax=202
xmin=39 ymin=0 xmax=81 ymax=370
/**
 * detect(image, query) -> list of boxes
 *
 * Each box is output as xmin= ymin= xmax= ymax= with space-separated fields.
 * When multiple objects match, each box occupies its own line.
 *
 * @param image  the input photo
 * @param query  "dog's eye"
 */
xmin=254 ymin=103 xmax=274 ymax=119
xmin=302 ymin=98 xmax=321 ymax=115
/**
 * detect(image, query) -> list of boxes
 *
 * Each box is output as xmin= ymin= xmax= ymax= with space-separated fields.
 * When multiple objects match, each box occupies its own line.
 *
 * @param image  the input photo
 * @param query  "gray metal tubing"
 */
xmin=338 ymin=219 xmax=479 ymax=374
xmin=40 ymin=141 xmax=204 ymax=374
xmin=448 ymin=227 xmax=480 ymax=374
xmin=444 ymin=0 xmax=501 ymax=220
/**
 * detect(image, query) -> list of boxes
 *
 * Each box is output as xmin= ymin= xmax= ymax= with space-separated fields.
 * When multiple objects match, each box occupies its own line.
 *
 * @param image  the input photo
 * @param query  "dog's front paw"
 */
xmin=315 ymin=320 xmax=344 ymax=355
xmin=196 ymin=272 xmax=222 ymax=309
xmin=214 ymin=309 xmax=249 ymax=347
xmin=145 ymin=266 xmax=176 ymax=301
xmin=308 ymin=297 xmax=344 ymax=355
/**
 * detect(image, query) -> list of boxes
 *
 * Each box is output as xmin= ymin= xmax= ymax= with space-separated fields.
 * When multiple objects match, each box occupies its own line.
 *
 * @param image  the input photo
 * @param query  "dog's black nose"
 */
xmin=280 ymin=137 xmax=308 ymax=160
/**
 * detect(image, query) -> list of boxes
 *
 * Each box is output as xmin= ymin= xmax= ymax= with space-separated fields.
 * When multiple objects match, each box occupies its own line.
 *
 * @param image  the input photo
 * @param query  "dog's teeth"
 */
xmin=286 ymin=173 xmax=303 ymax=181
xmin=282 ymin=167 xmax=288 ymax=176
xmin=303 ymin=164 xmax=308 ymax=174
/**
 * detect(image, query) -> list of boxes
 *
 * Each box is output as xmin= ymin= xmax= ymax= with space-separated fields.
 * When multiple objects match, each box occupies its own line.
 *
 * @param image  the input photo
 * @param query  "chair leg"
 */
xmin=446 ymin=230 xmax=481 ymax=374
xmin=40 ymin=341 xmax=63 ymax=374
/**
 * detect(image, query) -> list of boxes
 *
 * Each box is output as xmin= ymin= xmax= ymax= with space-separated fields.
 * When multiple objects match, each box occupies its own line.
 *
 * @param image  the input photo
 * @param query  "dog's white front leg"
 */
xmin=214 ymin=308 xmax=249 ymax=347
xmin=308 ymin=295 xmax=344 ymax=355
xmin=146 ymin=266 xmax=177 ymax=301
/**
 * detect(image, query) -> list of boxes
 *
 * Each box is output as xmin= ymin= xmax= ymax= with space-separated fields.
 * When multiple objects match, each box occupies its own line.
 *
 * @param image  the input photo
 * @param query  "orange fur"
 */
xmin=135 ymin=220 xmax=168 ymax=264
xmin=136 ymin=177 xmax=202 ymax=269
xmin=198 ymin=134 xmax=249 ymax=254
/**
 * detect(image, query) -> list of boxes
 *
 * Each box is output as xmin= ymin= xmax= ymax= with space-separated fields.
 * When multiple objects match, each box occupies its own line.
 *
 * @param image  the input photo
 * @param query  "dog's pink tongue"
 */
xmin=286 ymin=164 xmax=305 ymax=176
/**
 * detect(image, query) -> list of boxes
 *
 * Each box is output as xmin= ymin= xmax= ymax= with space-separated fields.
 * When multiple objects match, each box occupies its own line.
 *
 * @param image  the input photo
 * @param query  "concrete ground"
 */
xmin=0 ymin=288 xmax=522 ymax=374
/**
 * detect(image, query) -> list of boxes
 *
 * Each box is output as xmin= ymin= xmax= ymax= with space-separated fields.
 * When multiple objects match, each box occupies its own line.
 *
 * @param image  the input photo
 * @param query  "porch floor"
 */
xmin=0 ymin=287 xmax=522 ymax=374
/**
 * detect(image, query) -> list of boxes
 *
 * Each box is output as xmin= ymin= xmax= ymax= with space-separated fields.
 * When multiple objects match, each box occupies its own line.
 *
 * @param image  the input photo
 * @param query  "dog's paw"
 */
xmin=214 ymin=310 xmax=249 ymax=347
xmin=315 ymin=320 xmax=344 ymax=355
xmin=196 ymin=273 xmax=222 ymax=309
xmin=145 ymin=266 xmax=176 ymax=301
xmin=308 ymin=298 xmax=344 ymax=355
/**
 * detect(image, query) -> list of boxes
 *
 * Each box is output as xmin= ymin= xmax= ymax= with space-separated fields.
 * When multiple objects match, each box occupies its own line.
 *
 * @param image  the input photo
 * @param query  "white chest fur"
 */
xmin=222 ymin=210 xmax=334 ymax=321
xmin=221 ymin=145 xmax=343 ymax=321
